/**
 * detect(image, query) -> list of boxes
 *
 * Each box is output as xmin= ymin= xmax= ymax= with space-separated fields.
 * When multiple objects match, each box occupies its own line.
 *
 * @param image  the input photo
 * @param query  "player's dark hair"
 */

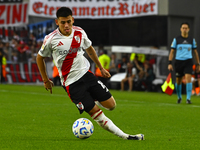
xmin=180 ymin=22 xmax=190 ymax=28
xmin=56 ymin=7 xmax=72 ymax=18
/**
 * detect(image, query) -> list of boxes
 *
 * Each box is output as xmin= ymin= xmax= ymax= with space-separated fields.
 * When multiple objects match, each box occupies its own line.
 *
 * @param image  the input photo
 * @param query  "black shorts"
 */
xmin=63 ymin=71 xmax=112 ymax=114
xmin=175 ymin=59 xmax=193 ymax=77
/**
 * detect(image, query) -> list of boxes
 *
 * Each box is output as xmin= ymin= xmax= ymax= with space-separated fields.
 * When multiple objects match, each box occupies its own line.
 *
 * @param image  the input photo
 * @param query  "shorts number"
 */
xmin=98 ymin=80 xmax=108 ymax=92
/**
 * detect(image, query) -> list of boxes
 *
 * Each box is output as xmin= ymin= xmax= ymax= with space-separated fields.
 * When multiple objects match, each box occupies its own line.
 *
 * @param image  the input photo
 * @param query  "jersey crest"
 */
xmin=76 ymin=102 xmax=84 ymax=110
xmin=74 ymin=35 xmax=80 ymax=43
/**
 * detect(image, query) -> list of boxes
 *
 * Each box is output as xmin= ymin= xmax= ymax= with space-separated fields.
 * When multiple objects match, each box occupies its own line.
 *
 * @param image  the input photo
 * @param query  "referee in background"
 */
xmin=168 ymin=22 xmax=200 ymax=104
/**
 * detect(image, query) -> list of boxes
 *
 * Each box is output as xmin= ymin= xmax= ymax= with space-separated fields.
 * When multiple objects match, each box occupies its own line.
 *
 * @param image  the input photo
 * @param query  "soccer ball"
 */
xmin=72 ymin=118 xmax=94 ymax=139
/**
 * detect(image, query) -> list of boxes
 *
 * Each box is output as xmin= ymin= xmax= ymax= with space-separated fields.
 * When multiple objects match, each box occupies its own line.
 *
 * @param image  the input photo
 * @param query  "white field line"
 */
xmin=1 ymin=89 xmax=200 ymax=108
xmin=116 ymin=99 xmax=200 ymax=108
xmin=0 ymin=89 xmax=69 ymax=106
xmin=0 ymin=89 xmax=67 ymax=97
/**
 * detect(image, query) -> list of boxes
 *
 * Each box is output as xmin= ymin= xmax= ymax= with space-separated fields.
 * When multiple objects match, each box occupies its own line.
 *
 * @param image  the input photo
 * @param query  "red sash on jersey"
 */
xmin=61 ymin=30 xmax=82 ymax=86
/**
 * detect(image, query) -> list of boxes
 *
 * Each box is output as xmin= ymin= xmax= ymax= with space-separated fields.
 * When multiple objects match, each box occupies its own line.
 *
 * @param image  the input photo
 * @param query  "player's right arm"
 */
xmin=85 ymin=46 xmax=111 ymax=78
xmin=168 ymin=49 xmax=175 ymax=71
xmin=36 ymin=35 xmax=54 ymax=94
xmin=36 ymin=54 xmax=54 ymax=94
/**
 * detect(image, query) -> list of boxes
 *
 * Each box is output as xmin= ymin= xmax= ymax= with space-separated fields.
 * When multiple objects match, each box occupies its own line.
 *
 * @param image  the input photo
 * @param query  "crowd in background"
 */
xmin=0 ymin=34 xmax=157 ymax=91
xmin=0 ymin=33 xmax=52 ymax=83
xmin=94 ymin=47 xmax=157 ymax=92
xmin=0 ymin=33 xmax=44 ymax=64
xmin=1 ymin=34 xmax=199 ymax=94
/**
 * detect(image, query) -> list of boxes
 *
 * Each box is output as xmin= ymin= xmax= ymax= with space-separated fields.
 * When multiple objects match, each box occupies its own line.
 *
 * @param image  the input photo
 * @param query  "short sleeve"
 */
xmin=82 ymin=30 xmax=92 ymax=50
xmin=192 ymin=38 xmax=197 ymax=49
xmin=171 ymin=38 xmax=176 ymax=49
xmin=38 ymin=35 xmax=52 ymax=57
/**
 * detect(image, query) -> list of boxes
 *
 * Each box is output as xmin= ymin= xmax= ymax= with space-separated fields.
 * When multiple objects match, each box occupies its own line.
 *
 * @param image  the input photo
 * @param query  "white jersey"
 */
xmin=38 ymin=26 xmax=92 ymax=86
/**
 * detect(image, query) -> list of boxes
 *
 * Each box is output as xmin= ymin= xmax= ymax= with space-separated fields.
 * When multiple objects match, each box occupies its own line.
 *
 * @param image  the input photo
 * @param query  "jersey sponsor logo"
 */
xmin=57 ymin=41 xmax=64 ymax=47
xmin=179 ymin=46 xmax=192 ymax=51
xmin=76 ymin=102 xmax=84 ymax=110
xmin=58 ymin=47 xmax=82 ymax=55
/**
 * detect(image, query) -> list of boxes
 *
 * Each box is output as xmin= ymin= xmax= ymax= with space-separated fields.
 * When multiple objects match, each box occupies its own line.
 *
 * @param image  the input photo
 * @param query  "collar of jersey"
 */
xmin=57 ymin=28 xmax=74 ymax=38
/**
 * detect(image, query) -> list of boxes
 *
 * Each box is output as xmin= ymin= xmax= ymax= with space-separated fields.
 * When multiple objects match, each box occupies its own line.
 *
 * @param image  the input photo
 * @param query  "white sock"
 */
xmin=91 ymin=109 xmax=128 ymax=139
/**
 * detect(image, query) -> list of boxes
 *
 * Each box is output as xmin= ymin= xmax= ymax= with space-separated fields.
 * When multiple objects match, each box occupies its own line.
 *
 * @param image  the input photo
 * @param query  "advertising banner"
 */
xmin=29 ymin=0 xmax=158 ymax=19
xmin=0 ymin=2 xmax=29 ymax=27
xmin=5 ymin=62 xmax=52 ymax=84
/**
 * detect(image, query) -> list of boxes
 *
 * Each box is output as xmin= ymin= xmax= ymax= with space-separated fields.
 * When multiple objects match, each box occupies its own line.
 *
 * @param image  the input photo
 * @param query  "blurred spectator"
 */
xmin=132 ymin=55 xmax=144 ymax=80
xmin=0 ymin=41 xmax=4 ymax=49
xmin=118 ymin=55 xmax=128 ymax=73
xmin=10 ymin=38 xmax=18 ymax=49
xmin=130 ymin=53 xmax=146 ymax=63
xmin=12 ymin=51 xmax=18 ymax=63
xmin=29 ymin=33 xmax=36 ymax=42
xmin=192 ymin=64 xmax=200 ymax=96
xmin=27 ymin=39 xmax=33 ymax=47
xmin=149 ymin=46 xmax=158 ymax=66
xmin=9 ymin=38 xmax=19 ymax=62
xmin=28 ymin=45 xmax=37 ymax=62
xmin=120 ymin=62 xmax=137 ymax=91
xmin=141 ymin=61 xmax=155 ymax=91
xmin=109 ymin=53 xmax=118 ymax=76
xmin=97 ymin=45 xmax=104 ymax=56
xmin=0 ymin=48 xmax=7 ymax=83
xmin=13 ymin=31 xmax=20 ymax=41
xmin=17 ymin=41 xmax=30 ymax=62
xmin=3 ymin=42 xmax=13 ymax=62
xmin=95 ymin=49 xmax=110 ymax=87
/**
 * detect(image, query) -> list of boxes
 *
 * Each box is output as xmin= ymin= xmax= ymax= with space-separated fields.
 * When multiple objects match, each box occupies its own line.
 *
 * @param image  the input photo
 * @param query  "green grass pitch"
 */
xmin=0 ymin=84 xmax=200 ymax=150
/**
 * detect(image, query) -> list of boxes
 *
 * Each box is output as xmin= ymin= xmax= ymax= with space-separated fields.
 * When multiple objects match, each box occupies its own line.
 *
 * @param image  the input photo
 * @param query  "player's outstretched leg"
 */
xmin=90 ymin=108 xmax=144 ymax=140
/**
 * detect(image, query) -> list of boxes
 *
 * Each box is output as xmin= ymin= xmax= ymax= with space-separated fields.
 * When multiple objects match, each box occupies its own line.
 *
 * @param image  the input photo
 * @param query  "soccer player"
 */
xmin=168 ymin=22 xmax=200 ymax=104
xmin=36 ymin=7 xmax=144 ymax=140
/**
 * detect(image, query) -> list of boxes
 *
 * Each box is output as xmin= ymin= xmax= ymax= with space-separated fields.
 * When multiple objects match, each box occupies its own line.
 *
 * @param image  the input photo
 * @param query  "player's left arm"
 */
xmin=193 ymin=49 xmax=200 ymax=72
xmin=85 ymin=46 xmax=111 ymax=78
